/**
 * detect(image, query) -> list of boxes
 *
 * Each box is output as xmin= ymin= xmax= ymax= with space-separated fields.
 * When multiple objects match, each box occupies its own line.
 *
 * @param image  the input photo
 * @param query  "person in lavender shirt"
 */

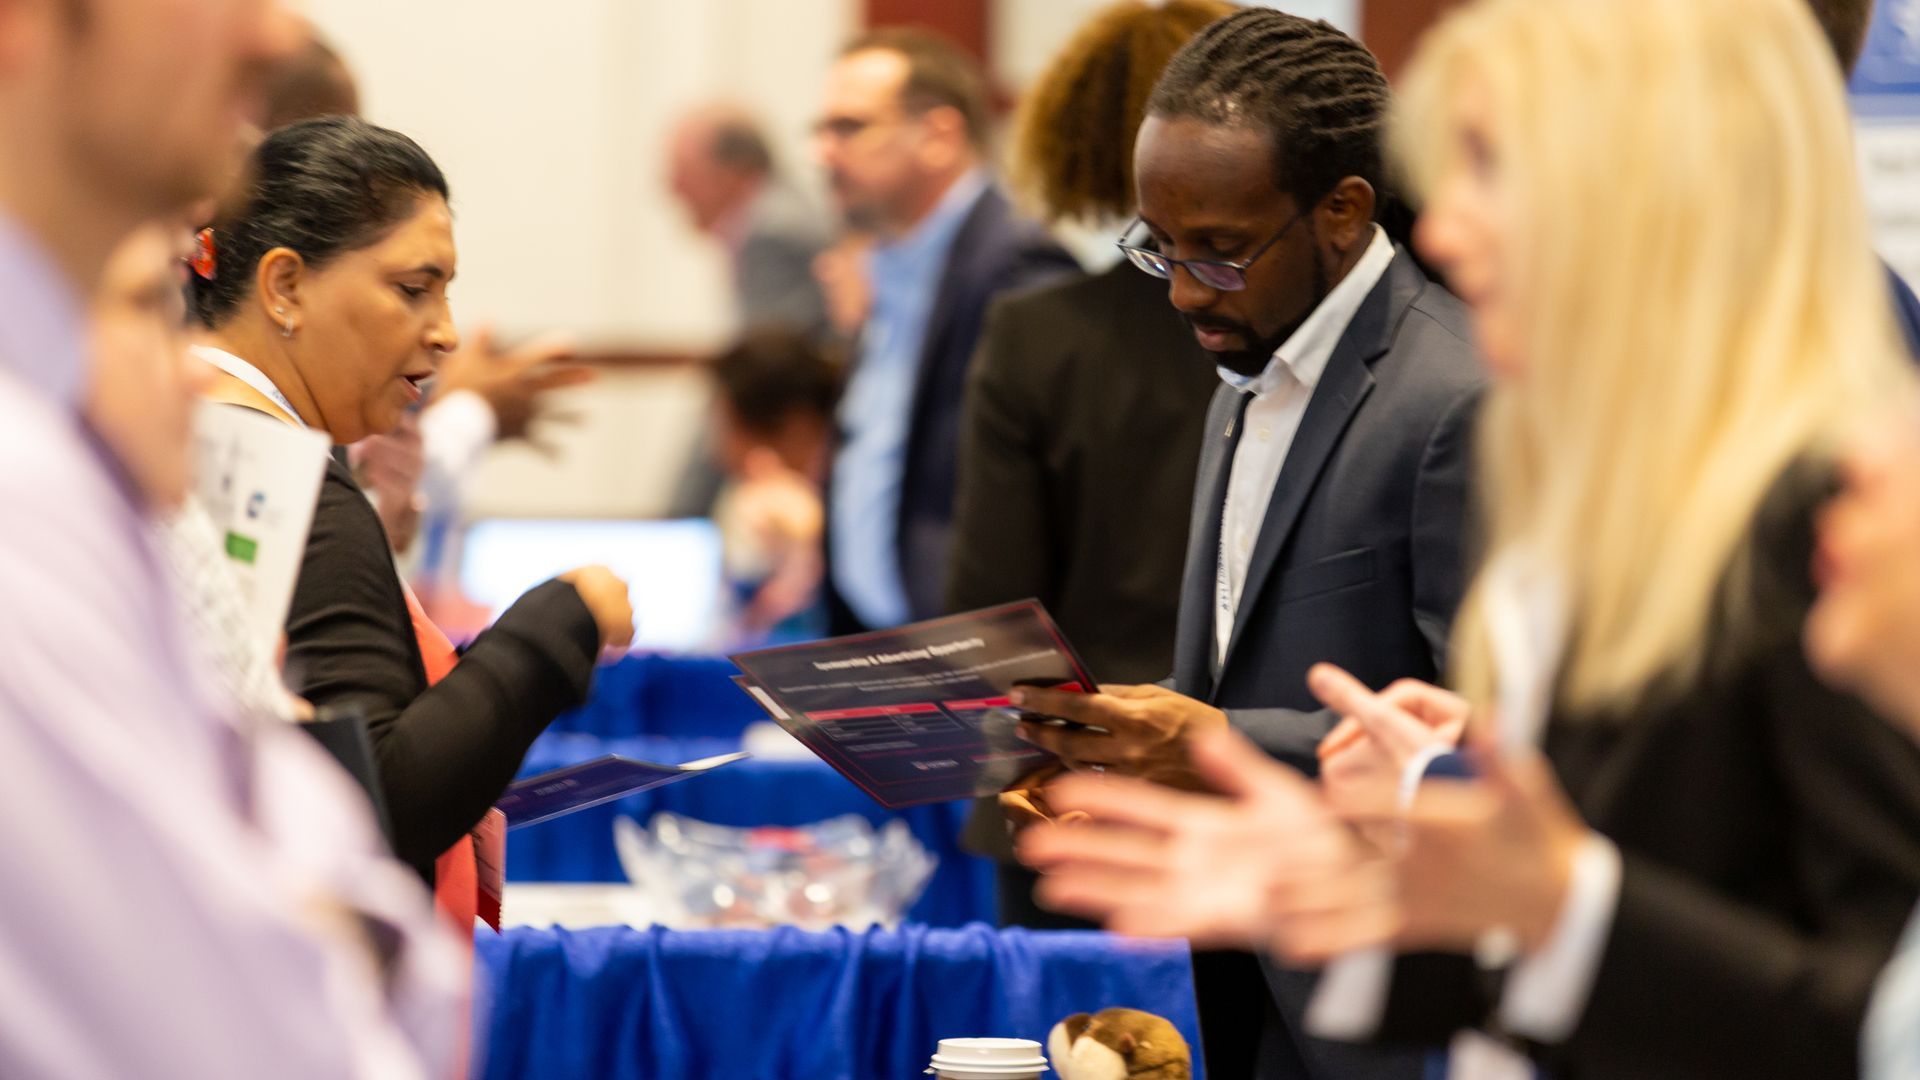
xmin=0 ymin=1 xmax=468 ymax=1077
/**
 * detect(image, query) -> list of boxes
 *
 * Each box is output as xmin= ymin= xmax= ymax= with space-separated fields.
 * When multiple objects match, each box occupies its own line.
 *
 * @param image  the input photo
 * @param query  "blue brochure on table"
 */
xmin=728 ymin=600 xmax=1097 ymax=809
xmin=498 ymin=752 xmax=749 ymax=829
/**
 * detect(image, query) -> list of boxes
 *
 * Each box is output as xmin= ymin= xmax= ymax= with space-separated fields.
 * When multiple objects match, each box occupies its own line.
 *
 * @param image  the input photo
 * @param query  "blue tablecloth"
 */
xmin=475 ymin=924 xmax=1203 ymax=1080
xmin=551 ymin=655 xmax=765 ymax=739
xmin=508 ymin=733 xmax=996 ymax=927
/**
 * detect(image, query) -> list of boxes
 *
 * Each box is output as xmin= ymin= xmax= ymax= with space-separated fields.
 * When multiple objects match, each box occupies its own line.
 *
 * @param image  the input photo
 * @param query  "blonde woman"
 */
xmin=1016 ymin=0 xmax=1920 ymax=1076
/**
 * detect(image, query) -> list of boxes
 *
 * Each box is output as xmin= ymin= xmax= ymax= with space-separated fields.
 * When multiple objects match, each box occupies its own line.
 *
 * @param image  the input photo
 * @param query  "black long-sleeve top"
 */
xmin=285 ymin=457 xmax=600 ymax=882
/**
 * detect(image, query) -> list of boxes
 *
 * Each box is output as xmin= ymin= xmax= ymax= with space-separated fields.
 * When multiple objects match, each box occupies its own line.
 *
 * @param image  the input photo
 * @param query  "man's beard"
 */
xmin=1191 ymin=250 xmax=1333 ymax=378
xmin=1187 ymin=314 xmax=1294 ymax=378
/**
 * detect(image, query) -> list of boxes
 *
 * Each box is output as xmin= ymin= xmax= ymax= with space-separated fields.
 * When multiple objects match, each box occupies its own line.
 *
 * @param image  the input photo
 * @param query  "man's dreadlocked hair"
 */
xmin=1148 ymin=8 xmax=1392 ymax=210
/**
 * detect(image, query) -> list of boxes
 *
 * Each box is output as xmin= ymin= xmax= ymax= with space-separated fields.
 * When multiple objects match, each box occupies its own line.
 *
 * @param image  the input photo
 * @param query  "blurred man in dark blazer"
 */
xmin=1009 ymin=11 xmax=1484 ymax=1079
xmin=812 ymin=28 xmax=1078 ymax=634
xmin=943 ymin=0 xmax=1232 ymax=929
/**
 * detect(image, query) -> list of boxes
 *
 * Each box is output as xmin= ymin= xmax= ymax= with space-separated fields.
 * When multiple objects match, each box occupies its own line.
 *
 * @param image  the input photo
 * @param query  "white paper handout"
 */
xmin=189 ymin=400 xmax=330 ymax=665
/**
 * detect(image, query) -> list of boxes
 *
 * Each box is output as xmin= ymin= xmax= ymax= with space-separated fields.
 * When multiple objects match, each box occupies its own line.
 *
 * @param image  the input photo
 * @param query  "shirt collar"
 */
xmin=0 ymin=212 xmax=88 ymax=409
xmin=1217 ymin=225 xmax=1396 ymax=396
xmin=868 ymin=169 xmax=990 ymax=281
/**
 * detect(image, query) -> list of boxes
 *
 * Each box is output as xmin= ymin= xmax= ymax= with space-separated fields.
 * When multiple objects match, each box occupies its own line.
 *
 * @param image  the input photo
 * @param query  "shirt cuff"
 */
xmin=1398 ymin=743 xmax=1455 ymax=807
xmin=418 ymin=389 xmax=497 ymax=490
xmin=1305 ymin=947 xmax=1394 ymax=1041
xmin=1497 ymin=833 xmax=1623 ymax=1043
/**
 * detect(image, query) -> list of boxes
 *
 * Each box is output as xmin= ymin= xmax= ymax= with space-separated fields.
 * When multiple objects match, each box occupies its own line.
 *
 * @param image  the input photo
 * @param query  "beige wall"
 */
xmin=306 ymin=0 xmax=858 ymax=353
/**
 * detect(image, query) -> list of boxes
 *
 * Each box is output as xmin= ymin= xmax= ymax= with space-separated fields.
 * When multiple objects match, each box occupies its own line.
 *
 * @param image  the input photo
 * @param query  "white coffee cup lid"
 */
xmin=935 ymin=1038 xmax=1043 ymax=1060
xmin=926 ymin=1037 xmax=1048 ymax=1076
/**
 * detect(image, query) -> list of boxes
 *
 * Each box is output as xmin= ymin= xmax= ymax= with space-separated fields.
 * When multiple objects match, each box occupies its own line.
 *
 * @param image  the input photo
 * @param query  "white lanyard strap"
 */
xmin=190 ymin=345 xmax=307 ymax=429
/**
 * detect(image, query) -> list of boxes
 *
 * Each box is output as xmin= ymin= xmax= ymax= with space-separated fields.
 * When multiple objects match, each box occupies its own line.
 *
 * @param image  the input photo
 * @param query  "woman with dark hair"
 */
xmin=187 ymin=117 xmax=634 ymax=923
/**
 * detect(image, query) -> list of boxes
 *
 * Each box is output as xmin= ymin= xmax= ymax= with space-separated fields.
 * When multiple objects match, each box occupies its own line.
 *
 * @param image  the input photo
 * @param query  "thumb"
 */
xmin=1308 ymin=663 xmax=1435 ymax=759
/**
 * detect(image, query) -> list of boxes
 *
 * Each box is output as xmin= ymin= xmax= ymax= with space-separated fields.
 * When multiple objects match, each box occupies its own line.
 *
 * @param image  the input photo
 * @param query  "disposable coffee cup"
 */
xmin=925 ymin=1037 xmax=1049 ymax=1079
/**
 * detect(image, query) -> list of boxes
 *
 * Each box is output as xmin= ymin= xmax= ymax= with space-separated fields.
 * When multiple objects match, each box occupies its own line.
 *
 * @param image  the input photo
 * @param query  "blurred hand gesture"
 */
xmin=435 ymin=325 xmax=594 ymax=443
xmin=350 ymin=412 xmax=425 ymax=555
xmin=1311 ymin=664 xmax=1468 ymax=818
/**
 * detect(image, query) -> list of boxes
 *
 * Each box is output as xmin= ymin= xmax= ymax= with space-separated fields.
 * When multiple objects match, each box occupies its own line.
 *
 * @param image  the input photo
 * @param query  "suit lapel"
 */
xmin=1173 ymin=385 xmax=1252 ymax=696
xmin=1217 ymin=257 xmax=1418 ymax=681
xmin=905 ymin=187 xmax=1000 ymax=435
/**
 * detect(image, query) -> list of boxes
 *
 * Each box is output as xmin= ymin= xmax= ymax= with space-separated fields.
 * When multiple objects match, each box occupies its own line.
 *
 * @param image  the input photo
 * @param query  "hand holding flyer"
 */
xmin=730 ymin=601 xmax=1095 ymax=808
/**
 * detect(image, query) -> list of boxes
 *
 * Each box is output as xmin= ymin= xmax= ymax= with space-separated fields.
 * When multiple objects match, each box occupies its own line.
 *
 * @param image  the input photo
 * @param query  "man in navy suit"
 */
xmin=812 ymin=28 xmax=1077 ymax=634
xmin=1010 ymin=11 xmax=1483 ymax=1079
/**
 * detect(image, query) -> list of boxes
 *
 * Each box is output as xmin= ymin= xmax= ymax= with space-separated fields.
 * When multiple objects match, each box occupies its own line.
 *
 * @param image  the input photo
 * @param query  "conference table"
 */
xmin=475 ymin=924 xmax=1205 ymax=1080
xmin=484 ymin=656 xmax=1202 ymax=1079
xmin=509 ymin=654 xmax=998 ymax=926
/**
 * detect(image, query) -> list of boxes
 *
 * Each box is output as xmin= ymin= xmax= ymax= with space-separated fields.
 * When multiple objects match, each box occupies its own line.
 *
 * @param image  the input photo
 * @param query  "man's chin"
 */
xmin=1211 ymin=344 xmax=1275 ymax=378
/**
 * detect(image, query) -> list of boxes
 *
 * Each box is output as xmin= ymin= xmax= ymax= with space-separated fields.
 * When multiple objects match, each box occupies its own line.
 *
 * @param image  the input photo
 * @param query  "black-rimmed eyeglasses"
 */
xmin=1116 ymin=210 xmax=1306 ymax=292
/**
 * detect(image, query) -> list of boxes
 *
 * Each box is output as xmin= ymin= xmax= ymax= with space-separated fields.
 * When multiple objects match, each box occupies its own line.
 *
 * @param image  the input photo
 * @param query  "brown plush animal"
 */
xmin=1047 ymin=1008 xmax=1191 ymax=1080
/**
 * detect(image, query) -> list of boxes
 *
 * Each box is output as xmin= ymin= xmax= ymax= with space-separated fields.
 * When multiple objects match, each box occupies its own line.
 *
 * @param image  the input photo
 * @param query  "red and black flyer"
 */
xmin=729 ymin=601 xmax=1095 ymax=808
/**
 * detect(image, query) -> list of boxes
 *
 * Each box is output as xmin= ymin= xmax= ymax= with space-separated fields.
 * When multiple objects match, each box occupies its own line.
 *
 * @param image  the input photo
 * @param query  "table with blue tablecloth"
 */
xmin=475 ymin=924 xmax=1204 ymax=1080
xmin=507 ymin=732 xmax=995 ymax=927
xmin=549 ymin=654 xmax=769 ymax=739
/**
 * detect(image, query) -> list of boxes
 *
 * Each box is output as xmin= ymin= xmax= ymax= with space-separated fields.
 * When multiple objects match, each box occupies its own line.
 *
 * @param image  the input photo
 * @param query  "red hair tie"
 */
xmin=189 ymin=227 xmax=217 ymax=281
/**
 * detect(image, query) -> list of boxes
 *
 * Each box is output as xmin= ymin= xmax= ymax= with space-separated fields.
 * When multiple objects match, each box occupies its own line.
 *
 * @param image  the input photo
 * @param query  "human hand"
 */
xmin=557 ymin=565 xmax=635 ymax=654
xmin=997 ymin=762 xmax=1088 ymax=834
xmin=1377 ymin=748 xmax=1590 ymax=955
xmin=434 ymin=325 xmax=594 ymax=442
xmin=1807 ymin=405 xmax=1920 ymax=733
xmin=1311 ymin=665 xmax=1468 ymax=817
xmin=812 ymin=237 xmax=872 ymax=337
xmin=1010 ymin=683 xmax=1228 ymax=789
xmin=1017 ymin=727 xmax=1396 ymax=960
xmin=350 ymin=413 xmax=425 ymax=555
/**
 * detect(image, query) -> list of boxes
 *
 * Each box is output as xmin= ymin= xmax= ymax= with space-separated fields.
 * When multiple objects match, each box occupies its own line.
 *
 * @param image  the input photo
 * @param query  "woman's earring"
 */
xmin=276 ymin=307 xmax=294 ymax=338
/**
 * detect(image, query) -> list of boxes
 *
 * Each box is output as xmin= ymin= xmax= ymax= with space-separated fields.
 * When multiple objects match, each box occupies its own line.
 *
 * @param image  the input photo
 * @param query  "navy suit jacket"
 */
xmin=825 ymin=185 xmax=1078 ymax=633
xmin=1890 ymin=263 xmax=1920 ymax=359
xmin=1172 ymin=250 xmax=1487 ymax=772
xmin=1172 ymin=250 xmax=1485 ymax=1080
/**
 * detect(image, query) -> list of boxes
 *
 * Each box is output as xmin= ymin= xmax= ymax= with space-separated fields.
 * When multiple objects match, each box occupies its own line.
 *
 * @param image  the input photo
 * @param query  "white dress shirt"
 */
xmin=1214 ymin=225 xmax=1395 ymax=664
xmin=418 ymin=387 xmax=497 ymax=499
xmin=1307 ymin=547 xmax=1623 ymax=1079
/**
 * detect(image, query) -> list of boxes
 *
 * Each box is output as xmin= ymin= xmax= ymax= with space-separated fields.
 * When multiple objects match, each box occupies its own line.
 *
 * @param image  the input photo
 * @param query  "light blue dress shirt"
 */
xmin=0 ymin=212 xmax=461 ymax=1077
xmin=829 ymin=171 xmax=989 ymax=629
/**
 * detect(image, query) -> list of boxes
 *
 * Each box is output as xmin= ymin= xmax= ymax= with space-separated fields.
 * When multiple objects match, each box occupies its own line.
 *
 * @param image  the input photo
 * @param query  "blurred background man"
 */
xmin=814 ymin=28 xmax=1078 ymax=634
xmin=668 ymin=104 xmax=833 ymax=340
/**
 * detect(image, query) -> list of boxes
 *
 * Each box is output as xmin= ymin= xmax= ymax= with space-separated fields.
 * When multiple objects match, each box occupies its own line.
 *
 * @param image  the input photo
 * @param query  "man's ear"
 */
xmin=917 ymin=104 xmax=972 ymax=172
xmin=256 ymin=246 xmax=306 ymax=332
xmin=1319 ymin=176 xmax=1379 ymax=256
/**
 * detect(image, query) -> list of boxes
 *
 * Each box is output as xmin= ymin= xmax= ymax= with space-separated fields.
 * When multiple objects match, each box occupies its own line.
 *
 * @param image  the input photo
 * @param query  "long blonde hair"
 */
xmin=1395 ymin=0 xmax=1912 ymax=715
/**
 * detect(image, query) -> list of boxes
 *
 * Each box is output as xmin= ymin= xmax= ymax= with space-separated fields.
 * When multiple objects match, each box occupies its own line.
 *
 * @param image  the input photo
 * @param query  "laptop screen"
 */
xmin=457 ymin=518 xmax=726 ymax=653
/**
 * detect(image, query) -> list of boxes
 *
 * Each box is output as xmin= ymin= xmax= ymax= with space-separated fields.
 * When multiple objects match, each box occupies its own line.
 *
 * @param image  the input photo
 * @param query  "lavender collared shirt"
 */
xmin=0 ymin=213 xmax=461 ymax=1078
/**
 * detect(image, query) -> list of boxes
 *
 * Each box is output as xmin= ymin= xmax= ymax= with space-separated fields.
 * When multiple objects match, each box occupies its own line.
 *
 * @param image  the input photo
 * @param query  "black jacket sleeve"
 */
xmin=285 ymin=461 xmax=601 ymax=875
xmin=946 ymin=295 xmax=1055 ymax=616
xmin=1370 ymin=462 xmax=1920 ymax=1079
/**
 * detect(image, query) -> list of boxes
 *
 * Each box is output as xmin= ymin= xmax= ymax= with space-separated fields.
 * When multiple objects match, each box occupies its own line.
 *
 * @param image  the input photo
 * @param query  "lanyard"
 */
xmin=190 ymin=345 xmax=308 ymax=429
